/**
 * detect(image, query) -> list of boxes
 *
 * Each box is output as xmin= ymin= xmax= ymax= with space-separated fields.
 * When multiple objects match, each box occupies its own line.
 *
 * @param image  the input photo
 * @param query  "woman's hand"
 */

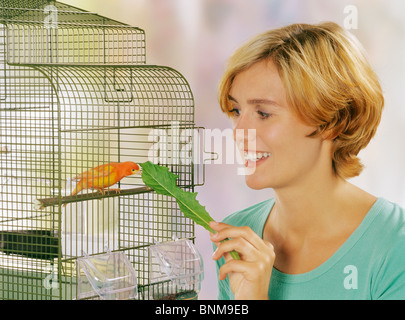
xmin=210 ymin=221 xmax=275 ymax=300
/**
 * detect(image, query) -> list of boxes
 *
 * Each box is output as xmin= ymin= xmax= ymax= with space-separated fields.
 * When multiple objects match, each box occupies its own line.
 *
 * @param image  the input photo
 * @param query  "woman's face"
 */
xmin=229 ymin=59 xmax=329 ymax=190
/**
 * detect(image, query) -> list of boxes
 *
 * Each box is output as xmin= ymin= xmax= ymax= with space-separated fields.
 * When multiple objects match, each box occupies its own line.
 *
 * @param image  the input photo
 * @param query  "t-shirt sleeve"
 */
xmin=213 ymin=242 xmax=233 ymax=300
xmin=216 ymin=260 xmax=232 ymax=300
xmin=372 ymin=233 xmax=405 ymax=299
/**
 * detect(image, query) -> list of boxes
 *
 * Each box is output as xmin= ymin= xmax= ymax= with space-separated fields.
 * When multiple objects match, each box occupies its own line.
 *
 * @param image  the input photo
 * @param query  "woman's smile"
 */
xmin=243 ymin=150 xmax=271 ymax=168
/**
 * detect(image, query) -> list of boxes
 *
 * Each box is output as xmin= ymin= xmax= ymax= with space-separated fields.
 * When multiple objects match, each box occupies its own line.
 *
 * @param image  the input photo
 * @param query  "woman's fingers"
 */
xmin=218 ymin=259 xmax=258 ymax=281
xmin=210 ymin=221 xmax=270 ymax=253
xmin=210 ymin=222 xmax=259 ymax=243
xmin=210 ymin=222 xmax=275 ymax=268
xmin=218 ymin=257 xmax=272 ymax=282
xmin=210 ymin=221 xmax=275 ymax=300
xmin=218 ymin=259 xmax=248 ymax=280
xmin=209 ymin=221 xmax=230 ymax=232
xmin=212 ymin=237 xmax=252 ymax=261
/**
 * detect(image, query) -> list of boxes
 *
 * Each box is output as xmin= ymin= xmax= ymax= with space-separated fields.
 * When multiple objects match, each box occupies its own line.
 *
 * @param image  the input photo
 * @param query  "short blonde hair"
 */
xmin=218 ymin=22 xmax=384 ymax=179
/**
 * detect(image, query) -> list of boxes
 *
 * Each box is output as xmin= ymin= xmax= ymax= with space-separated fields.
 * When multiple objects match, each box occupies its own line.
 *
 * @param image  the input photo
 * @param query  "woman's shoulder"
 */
xmin=368 ymin=198 xmax=405 ymax=248
xmin=222 ymin=198 xmax=275 ymax=233
xmin=373 ymin=198 xmax=405 ymax=230
xmin=367 ymin=198 xmax=405 ymax=299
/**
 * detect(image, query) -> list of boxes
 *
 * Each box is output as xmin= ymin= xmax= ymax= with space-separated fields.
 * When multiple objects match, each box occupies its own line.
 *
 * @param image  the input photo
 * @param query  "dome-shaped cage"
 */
xmin=0 ymin=0 xmax=203 ymax=300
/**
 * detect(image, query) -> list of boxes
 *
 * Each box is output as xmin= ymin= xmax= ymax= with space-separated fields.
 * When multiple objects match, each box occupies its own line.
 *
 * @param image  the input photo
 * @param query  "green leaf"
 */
xmin=140 ymin=161 xmax=215 ymax=232
xmin=140 ymin=161 xmax=240 ymax=260
xmin=175 ymin=191 xmax=216 ymax=233
xmin=139 ymin=161 xmax=180 ymax=198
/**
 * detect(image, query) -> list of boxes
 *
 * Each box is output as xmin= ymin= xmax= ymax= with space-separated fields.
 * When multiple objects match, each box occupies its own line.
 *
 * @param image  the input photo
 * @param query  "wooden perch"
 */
xmin=34 ymin=186 xmax=153 ymax=209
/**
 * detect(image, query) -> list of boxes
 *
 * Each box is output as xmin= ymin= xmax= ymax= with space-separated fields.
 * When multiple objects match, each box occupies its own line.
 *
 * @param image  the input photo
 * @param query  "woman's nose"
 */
xmin=233 ymin=112 xmax=249 ymax=136
xmin=233 ymin=116 xmax=256 ymax=151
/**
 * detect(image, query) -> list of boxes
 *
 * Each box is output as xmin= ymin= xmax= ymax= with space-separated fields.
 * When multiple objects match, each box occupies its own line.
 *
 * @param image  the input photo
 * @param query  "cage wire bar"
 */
xmin=0 ymin=0 xmax=203 ymax=299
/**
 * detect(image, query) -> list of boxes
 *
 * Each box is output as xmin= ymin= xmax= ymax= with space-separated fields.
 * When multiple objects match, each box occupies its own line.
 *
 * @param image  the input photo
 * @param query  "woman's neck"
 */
xmin=265 ymin=173 xmax=376 ymax=242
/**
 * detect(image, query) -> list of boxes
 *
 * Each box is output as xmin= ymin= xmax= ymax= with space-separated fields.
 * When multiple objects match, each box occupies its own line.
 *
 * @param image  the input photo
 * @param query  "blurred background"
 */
xmin=61 ymin=0 xmax=405 ymax=299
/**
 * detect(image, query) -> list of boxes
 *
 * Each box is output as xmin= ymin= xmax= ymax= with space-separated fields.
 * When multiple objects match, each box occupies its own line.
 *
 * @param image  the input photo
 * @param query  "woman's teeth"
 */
xmin=244 ymin=151 xmax=271 ymax=162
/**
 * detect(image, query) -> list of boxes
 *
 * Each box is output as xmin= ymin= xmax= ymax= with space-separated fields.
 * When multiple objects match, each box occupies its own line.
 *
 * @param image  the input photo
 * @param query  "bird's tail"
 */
xmin=70 ymin=180 xmax=84 ymax=197
xmin=62 ymin=180 xmax=83 ymax=208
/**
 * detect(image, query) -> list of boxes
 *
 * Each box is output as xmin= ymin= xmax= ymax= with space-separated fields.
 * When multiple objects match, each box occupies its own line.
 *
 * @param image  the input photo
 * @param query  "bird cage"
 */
xmin=0 ymin=1 xmax=203 ymax=300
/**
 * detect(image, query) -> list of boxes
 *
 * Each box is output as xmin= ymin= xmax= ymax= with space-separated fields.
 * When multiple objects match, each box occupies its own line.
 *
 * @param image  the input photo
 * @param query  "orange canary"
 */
xmin=69 ymin=161 xmax=141 ymax=196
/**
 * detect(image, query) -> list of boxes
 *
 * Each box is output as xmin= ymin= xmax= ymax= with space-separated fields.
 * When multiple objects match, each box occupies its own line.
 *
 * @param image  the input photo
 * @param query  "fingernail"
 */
xmin=210 ymin=221 xmax=219 ymax=227
xmin=212 ymin=248 xmax=218 ymax=259
xmin=210 ymin=232 xmax=219 ymax=240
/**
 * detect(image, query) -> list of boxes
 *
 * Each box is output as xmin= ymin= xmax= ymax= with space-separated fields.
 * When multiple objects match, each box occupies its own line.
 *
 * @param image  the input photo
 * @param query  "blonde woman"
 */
xmin=210 ymin=22 xmax=405 ymax=300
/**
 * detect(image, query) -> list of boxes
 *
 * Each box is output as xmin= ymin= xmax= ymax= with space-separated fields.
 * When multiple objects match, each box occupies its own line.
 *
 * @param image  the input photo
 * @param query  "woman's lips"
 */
xmin=243 ymin=151 xmax=271 ymax=168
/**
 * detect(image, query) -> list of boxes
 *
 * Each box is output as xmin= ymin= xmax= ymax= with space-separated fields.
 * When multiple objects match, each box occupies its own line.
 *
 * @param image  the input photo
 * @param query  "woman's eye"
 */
xmin=229 ymin=108 xmax=240 ymax=117
xmin=257 ymin=110 xmax=271 ymax=119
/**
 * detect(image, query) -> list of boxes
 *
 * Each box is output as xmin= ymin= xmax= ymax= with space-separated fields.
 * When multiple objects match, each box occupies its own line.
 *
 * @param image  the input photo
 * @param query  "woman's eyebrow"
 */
xmin=228 ymin=94 xmax=278 ymax=106
xmin=228 ymin=94 xmax=238 ymax=103
xmin=247 ymin=98 xmax=278 ymax=106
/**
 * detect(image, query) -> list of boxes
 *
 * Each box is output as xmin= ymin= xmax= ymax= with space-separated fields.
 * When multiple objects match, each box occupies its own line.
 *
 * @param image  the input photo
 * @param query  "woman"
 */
xmin=210 ymin=22 xmax=405 ymax=300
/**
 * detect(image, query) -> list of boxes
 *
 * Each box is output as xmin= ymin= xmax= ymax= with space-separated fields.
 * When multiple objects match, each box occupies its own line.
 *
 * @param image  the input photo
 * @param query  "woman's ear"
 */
xmin=320 ymin=117 xmax=348 ymax=141
xmin=307 ymin=125 xmax=339 ymax=141
xmin=321 ymin=127 xmax=340 ymax=141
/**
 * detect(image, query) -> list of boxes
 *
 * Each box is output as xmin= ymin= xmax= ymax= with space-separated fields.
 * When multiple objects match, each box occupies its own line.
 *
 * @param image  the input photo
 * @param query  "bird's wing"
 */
xmin=72 ymin=163 xmax=117 ymax=181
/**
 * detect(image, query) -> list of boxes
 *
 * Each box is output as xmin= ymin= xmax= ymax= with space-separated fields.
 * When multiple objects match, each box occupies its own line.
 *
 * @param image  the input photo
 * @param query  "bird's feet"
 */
xmin=105 ymin=188 xmax=121 ymax=194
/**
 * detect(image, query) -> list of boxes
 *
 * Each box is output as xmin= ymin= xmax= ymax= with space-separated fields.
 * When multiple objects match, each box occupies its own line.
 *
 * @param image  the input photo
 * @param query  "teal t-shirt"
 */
xmin=215 ymin=197 xmax=405 ymax=300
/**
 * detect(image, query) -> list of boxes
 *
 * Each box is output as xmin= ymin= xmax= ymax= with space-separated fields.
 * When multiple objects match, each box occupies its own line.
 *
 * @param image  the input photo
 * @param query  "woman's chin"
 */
xmin=245 ymin=175 xmax=269 ymax=190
